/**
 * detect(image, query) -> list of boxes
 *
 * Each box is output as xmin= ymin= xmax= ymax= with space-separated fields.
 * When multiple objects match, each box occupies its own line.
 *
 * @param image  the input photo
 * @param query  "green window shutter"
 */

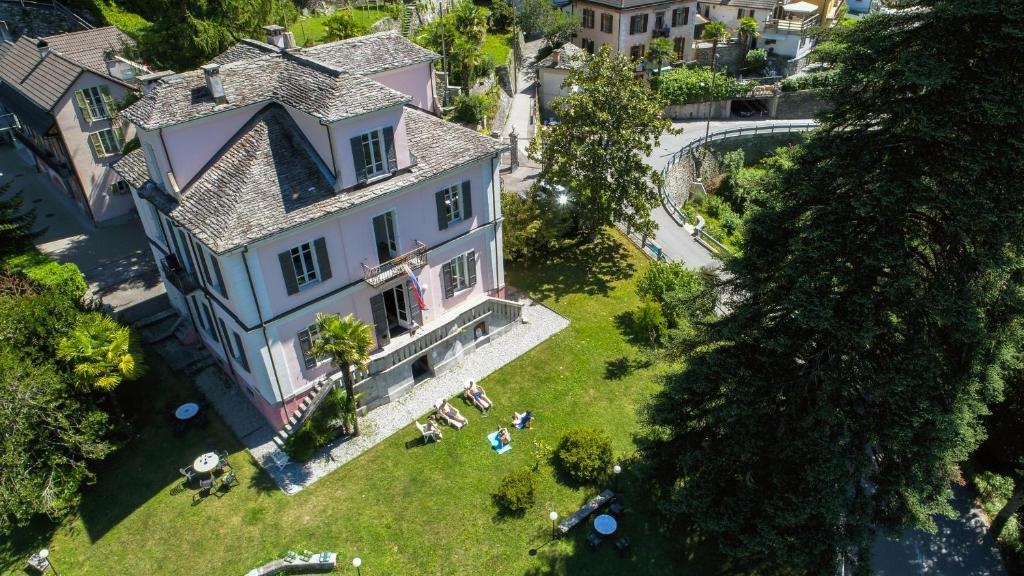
xmin=466 ymin=251 xmax=477 ymax=287
xmin=350 ymin=136 xmax=367 ymax=184
xmin=382 ymin=126 xmax=397 ymax=173
xmin=461 ymin=181 xmax=472 ymax=220
xmin=313 ymin=237 xmax=332 ymax=281
xmin=88 ymin=132 xmax=105 ymax=157
xmin=113 ymin=126 xmax=125 ymax=154
xmin=442 ymin=261 xmax=454 ymax=299
xmin=98 ymin=85 xmax=116 ymax=119
xmin=278 ymin=250 xmax=299 ymax=295
xmin=74 ymin=90 xmax=93 ymax=123
xmin=435 ymin=189 xmax=449 ymax=230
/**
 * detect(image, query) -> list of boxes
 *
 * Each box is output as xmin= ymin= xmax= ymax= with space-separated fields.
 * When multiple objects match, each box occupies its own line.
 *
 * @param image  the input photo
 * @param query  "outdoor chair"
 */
xmin=614 ymin=536 xmax=632 ymax=557
xmin=435 ymin=400 xmax=467 ymax=429
xmin=179 ymin=466 xmax=195 ymax=485
xmin=586 ymin=532 xmax=603 ymax=551
xmin=192 ymin=477 xmax=214 ymax=504
xmin=215 ymin=470 xmax=239 ymax=496
xmin=416 ymin=421 xmax=440 ymax=443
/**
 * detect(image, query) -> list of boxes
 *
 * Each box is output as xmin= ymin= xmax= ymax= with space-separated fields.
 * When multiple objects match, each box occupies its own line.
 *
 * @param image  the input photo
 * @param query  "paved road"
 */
xmin=0 ymin=144 xmax=166 ymax=322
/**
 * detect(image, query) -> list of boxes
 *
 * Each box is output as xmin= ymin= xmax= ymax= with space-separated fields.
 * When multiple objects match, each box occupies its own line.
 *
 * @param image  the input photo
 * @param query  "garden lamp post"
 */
xmin=549 ymin=511 xmax=559 ymax=541
xmin=613 ymin=464 xmax=622 ymax=492
xmin=38 ymin=549 xmax=60 ymax=576
xmin=352 ymin=557 xmax=362 ymax=576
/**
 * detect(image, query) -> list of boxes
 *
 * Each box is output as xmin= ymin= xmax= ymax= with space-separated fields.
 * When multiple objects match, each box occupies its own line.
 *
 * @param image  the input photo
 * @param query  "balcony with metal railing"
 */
xmin=161 ymin=254 xmax=199 ymax=294
xmin=763 ymin=13 xmax=820 ymax=35
xmin=652 ymin=25 xmax=671 ymax=38
xmin=361 ymin=241 xmax=428 ymax=287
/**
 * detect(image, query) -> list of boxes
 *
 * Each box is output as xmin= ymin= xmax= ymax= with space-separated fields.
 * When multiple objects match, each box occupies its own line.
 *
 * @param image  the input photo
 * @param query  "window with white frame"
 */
xmin=298 ymin=323 xmax=329 ymax=369
xmin=360 ymin=129 xmax=387 ymax=178
xmin=289 ymin=241 xmax=319 ymax=288
xmin=77 ymin=86 xmax=111 ymax=121
xmin=442 ymin=184 xmax=462 ymax=224
xmin=449 ymin=252 xmax=470 ymax=292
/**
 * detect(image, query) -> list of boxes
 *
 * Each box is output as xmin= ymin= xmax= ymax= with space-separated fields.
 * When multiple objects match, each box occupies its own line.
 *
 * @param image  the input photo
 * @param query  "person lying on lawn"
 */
xmin=465 ymin=382 xmax=493 ymax=411
xmin=497 ymin=426 xmax=511 ymax=448
xmin=512 ymin=410 xmax=533 ymax=429
xmin=437 ymin=399 xmax=468 ymax=428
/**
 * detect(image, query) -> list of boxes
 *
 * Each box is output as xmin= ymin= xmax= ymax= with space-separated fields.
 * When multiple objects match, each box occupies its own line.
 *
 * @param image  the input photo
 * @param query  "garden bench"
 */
xmin=244 ymin=551 xmax=337 ymax=576
xmin=557 ymin=489 xmax=615 ymax=535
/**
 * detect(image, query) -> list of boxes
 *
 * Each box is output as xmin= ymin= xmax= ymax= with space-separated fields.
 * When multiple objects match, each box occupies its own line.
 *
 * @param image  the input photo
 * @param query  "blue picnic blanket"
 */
xmin=487 ymin=431 xmax=512 ymax=454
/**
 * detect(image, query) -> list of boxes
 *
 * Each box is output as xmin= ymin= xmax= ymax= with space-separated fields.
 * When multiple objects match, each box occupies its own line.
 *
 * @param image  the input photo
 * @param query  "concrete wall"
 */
xmin=53 ymin=71 xmax=137 ymax=222
xmin=774 ymin=90 xmax=829 ymax=119
xmin=538 ymin=67 xmax=571 ymax=114
xmin=664 ymin=99 xmax=731 ymax=120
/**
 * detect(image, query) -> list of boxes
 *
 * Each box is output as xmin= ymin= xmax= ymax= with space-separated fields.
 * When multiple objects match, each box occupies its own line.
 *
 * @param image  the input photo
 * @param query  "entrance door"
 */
xmin=372 ymin=211 xmax=398 ymax=264
xmin=382 ymin=283 xmax=410 ymax=337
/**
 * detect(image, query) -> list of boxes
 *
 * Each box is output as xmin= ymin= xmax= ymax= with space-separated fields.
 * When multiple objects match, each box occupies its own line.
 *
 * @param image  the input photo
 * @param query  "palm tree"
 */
xmin=452 ymin=0 xmax=487 ymax=45
xmin=701 ymin=20 xmax=730 ymax=72
xmin=452 ymin=36 xmax=483 ymax=93
xmin=57 ymin=312 xmax=146 ymax=416
xmin=310 ymin=313 xmax=374 ymax=437
xmin=646 ymin=37 xmax=674 ymax=75
xmin=736 ymin=17 xmax=760 ymax=50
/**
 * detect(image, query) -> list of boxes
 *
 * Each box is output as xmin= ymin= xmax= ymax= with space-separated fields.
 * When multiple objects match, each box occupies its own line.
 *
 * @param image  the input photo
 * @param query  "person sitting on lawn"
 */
xmin=465 ymin=381 xmax=493 ymax=412
xmin=425 ymin=416 xmax=444 ymax=441
xmin=437 ymin=399 xmax=468 ymax=428
xmin=512 ymin=410 xmax=533 ymax=429
xmin=497 ymin=426 xmax=511 ymax=448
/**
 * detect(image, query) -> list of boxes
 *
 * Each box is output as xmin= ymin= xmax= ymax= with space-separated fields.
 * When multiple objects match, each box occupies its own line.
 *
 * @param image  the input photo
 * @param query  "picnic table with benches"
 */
xmin=558 ymin=489 xmax=616 ymax=535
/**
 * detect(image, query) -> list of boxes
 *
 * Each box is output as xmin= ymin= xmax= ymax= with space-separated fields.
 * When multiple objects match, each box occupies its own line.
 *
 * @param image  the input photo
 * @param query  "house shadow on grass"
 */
xmin=509 ymin=229 xmax=636 ymax=303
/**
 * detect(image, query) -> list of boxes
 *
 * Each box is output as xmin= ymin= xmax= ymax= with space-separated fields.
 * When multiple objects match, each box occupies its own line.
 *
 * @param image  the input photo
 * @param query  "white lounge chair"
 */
xmin=416 ymin=420 xmax=440 ymax=442
xmin=436 ymin=399 xmax=468 ymax=429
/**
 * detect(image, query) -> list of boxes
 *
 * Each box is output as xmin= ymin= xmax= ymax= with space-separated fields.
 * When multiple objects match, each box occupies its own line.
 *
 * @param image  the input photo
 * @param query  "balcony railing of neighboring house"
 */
xmin=361 ymin=240 xmax=428 ymax=287
xmin=652 ymin=25 xmax=671 ymax=38
xmin=0 ymin=113 xmax=19 ymax=132
xmin=161 ymin=254 xmax=199 ymax=294
xmin=763 ymin=13 xmax=821 ymax=34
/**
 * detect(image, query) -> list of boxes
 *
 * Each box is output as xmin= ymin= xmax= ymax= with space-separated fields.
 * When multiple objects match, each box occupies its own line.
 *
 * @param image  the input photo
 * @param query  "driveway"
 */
xmin=0 ymin=144 xmax=166 ymax=323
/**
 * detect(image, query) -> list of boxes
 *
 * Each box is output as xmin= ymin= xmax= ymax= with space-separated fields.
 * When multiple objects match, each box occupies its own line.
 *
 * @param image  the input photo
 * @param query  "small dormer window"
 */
xmin=360 ymin=129 xmax=387 ymax=178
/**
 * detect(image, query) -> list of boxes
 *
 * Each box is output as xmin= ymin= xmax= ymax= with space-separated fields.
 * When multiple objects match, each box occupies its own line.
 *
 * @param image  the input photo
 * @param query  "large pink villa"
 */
xmin=114 ymin=29 xmax=518 ymax=443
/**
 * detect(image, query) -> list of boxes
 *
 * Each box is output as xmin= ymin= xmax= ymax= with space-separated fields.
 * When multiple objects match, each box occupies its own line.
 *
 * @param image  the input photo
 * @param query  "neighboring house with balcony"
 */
xmin=696 ymin=0 xmax=777 ymax=34
xmin=0 ymin=26 xmax=145 ymax=224
xmin=571 ymin=0 xmax=699 ymax=63
xmin=114 ymin=30 xmax=519 ymax=438
xmin=761 ymin=1 xmax=820 ymax=59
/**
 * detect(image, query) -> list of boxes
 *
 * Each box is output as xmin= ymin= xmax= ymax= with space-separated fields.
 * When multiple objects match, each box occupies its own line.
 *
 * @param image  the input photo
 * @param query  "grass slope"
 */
xmin=293 ymin=8 xmax=392 ymax=47
xmin=1 ymin=231 xmax=715 ymax=575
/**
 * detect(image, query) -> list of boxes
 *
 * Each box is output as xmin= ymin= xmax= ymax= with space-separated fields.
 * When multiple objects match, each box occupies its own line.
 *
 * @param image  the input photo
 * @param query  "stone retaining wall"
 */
xmin=774 ymin=90 xmax=830 ymax=119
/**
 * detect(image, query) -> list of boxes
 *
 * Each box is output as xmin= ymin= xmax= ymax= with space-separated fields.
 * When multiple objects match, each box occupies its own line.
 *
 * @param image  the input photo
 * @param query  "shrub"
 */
xmin=744 ymin=48 xmax=767 ymax=74
xmin=658 ymin=67 xmax=753 ymax=104
xmin=556 ymin=427 xmax=613 ymax=483
xmin=493 ymin=468 xmax=537 ymax=514
xmin=632 ymin=301 xmax=667 ymax=347
xmin=780 ymin=77 xmax=799 ymax=92
xmin=452 ymin=92 xmax=496 ymax=125
xmin=3 ymin=251 xmax=87 ymax=301
xmin=283 ymin=388 xmax=351 ymax=462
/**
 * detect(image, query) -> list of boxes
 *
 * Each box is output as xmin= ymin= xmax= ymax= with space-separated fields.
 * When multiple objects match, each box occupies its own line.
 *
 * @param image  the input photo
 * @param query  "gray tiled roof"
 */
xmin=43 ymin=26 xmax=135 ymax=77
xmin=301 ymin=31 xmax=440 ymax=75
xmin=537 ymin=43 xmax=585 ymax=70
xmin=122 ymin=53 xmax=410 ymax=131
xmin=111 ymin=147 xmax=150 ymax=190
xmin=209 ymin=39 xmax=279 ymax=65
xmin=144 ymin=105 xmax=506 ymax=253
xmin=698 ymin=0 xmax=778 ymax=9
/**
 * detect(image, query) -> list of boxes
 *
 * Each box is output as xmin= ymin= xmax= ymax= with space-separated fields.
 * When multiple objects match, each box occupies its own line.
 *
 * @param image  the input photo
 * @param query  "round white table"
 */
xmin=193 ymin=452 xmax=219 ymax=474
xmin=175 ymin=402 xmax=199 ymax=420
xmin=594 ymin=514 xmax=617 ymax=536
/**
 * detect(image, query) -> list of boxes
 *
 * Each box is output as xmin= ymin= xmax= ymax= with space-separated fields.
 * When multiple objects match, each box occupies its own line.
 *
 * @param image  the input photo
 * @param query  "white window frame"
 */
xmin=80 ymin=86 xmax=110 ymax=120
xmin=300 ymin=323 xmax=330 ymax=366
xmin=448 ymin=251 xmax=471 ymax=294
xmin=360 ymin=128 xmax=387 ymax=178
xmin=442 ymin=184 xmax=463 ymax=224
xmin=289 ymin=241 xmax=320 ymax=289
xmin=95 ymin=128 xmax=120 ymax=157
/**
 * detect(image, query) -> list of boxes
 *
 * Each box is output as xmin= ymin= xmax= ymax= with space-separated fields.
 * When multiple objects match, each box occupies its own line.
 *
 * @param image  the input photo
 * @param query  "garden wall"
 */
xmin=774 ymin=90 xmax=830 ymax=119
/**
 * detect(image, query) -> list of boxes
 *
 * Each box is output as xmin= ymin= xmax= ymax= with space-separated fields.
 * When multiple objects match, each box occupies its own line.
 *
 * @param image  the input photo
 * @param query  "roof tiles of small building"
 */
xmin=300 ymin=31 xmax=440 ymax=75
xmin=209 ymin=39 xmax=280 ymax=65
xmin=112 ymin=147 xmax=151 ymax=191
xmin=121 ymin=53 xmax=411 ymax=130
xmin=143 ymin=105 xmax=507 ymax=253
xmin=537 ymin=43 xmax=586 ymax=70
xmin=43 ymin=26 xmax=135 ymax=77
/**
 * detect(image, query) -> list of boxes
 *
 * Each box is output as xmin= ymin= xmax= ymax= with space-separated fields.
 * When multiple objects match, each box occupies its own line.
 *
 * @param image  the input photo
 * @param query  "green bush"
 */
xmin=452 ymin=92 xmax=497 ymax=125
xmin=3 ymin=251 xmax=87 ymax=301
xmin=744 ymin=48 xmax=767 ymax=74
xmin=657 ymin=67 xmax=753 ymax=104
xmin=781 ymin=77 xmax=799 ymax=92
xmin=632 ymin=301 xmax=667 ymax=347
xmin=975 ymin=471 xmax=1016 ymax=518
xmin=283 ymin=388 xmax=351 ymax=462
xmin=493 ymin=468 xmax=537 ymax=514
xmin=556 ymin=427 xmax=613 ymax=483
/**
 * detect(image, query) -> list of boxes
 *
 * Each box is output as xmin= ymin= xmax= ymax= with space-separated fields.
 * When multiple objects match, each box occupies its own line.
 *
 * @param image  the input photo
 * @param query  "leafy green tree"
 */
xmin=743 ymin=48 xmax=767 ymax=74
xmin=517 ymin=0 xmax=553 ymax=36
xmin=310 ymin=313 xmax=374 ymax=437
xmin=489 ymin=0 xmax=515 ymax=32
xmin=540 ymin=46 xmax=672 ymax=240
xmin=322 ymin=11 xmax=368 ymax=42
xmin=643 ymin=2 xmax=1024 ymax=573
xmin=542 ymin=9 xmax=579 ymax=48
xmin=701 ymin=20 xmax=730 ymax=72
xmin=0 ymin=182 xmax=41 ymax=257
xmin=0 ymin=288 xmax=82 ymax=362
xmin=0 ymin=348 xmax=113 ymax=531
xmin=645 ymin=37 xmax=674 ymax=73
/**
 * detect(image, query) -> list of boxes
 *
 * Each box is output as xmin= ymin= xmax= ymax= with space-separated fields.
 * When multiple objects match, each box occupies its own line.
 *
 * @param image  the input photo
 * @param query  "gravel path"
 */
xmin=247 ymin=297 xmax=568 ymax=494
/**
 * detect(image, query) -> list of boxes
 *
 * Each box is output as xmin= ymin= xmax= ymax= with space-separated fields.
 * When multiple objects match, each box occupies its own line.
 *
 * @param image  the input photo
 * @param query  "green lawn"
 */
xmin=293 ymin=7 xmax=395 ymax=47
xmin=1 ymin=231 xmax=716 ymax=576
xmin=482 ymin=32 xmax=512 ymax=65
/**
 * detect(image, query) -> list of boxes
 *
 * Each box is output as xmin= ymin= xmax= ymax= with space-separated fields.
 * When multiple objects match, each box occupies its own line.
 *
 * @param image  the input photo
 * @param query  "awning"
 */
xmin=783 ymin=1 xmax=818 ymax=14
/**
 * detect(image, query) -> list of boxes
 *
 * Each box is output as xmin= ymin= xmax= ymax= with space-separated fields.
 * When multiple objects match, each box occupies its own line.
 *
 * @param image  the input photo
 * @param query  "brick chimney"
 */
xmin=263 ymin=25 xmax=285 ymax=48
xmin=200 ymin=64 xmax=227 ymax=105
xmin=35 ymin=39 xmax=49 ymax=59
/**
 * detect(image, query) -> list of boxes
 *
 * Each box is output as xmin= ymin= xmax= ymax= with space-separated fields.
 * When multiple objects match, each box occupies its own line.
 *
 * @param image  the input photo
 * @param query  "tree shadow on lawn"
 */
xmin=0 ymin=515 xmax=59 ymax=573
xmin=509 ymin=229 xmax=636 ymax=303
xmin=603 ymin=355 xmax=652 ymax=381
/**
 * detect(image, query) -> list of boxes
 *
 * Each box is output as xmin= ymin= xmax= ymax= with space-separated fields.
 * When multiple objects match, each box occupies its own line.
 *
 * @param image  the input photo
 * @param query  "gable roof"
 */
xmin=111 ymin=147 xmax=151 ymax=191
xmin=141 ymin=105 xmax=506 ymax=253
xmin=301 ymin=31 xmax=440 ymax=75
xmin=537 ymin=42 xmax=586 ymax=70
xmin=122 ymin=52 xmax=410 ymax=131
xmin=209 ymin=39 xmax=280 ymax=65
xmin=42 ymin=26 xmax=134 ymax=77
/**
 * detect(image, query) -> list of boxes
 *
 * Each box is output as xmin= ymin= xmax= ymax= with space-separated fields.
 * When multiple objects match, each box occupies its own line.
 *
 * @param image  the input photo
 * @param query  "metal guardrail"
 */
xmin=361 ymin=241 xmax=427 ymax=287
xmin=659 ymin=123 xmax=819 ymax=255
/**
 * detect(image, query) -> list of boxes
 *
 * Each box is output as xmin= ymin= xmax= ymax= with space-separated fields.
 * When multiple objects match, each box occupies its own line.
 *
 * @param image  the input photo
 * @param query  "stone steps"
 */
xmin=272 ymin=379 xmax=330 ymax=448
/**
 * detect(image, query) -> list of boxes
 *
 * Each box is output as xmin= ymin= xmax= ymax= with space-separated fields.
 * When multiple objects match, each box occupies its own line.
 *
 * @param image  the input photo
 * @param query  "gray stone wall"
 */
xmin=774 ymin=90 xmax=830 ymax=120
xmin=694 ymin=41 xmax=746 ymax=74
xmin=664 ymin=100 xmax=732 ymax=120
